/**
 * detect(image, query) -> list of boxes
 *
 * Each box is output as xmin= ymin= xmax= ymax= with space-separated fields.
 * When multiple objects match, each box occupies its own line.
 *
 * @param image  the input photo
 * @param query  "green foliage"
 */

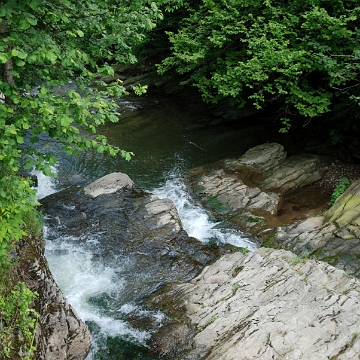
xmin=0 ymin=0 xmax=164 ymax=178
xmin=0 ymin=1 xmax=169 ymax=356
xmin=232 ymin=282 xmax=242 ymax=295
xmin=0 ymin=0 xmax=168 ymax=263
xmin=237 ymin=246 xmax=249 ymax=255
xmin=291 ymin=253 xmax=309 ymax=265
xmin=330 ymin=177 xmax=352 ymax=205
xmin=0 ymin=282 xmax=39 ymax=359
xmin=209 ymin=315 xmax=217 ymax=323
xmin=158 ymin=0 xmax=360 ymax=129
xmin=0 ymin=172 xmax=38 ymax=268
xmin=133 ymin=83 xmax=148 ymax=96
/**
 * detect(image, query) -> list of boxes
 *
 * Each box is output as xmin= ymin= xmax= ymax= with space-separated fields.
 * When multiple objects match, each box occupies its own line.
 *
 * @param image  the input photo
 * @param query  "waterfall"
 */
xmin=152 ymin=171 xmax=257 ymax=251
xmin=31 ymin=166 xmax=58 ymax=200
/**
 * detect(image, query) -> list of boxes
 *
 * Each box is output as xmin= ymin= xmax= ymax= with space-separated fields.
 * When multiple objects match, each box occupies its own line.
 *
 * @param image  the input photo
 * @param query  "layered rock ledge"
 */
xmin=271 ymin=179 xmax=360 ymax=276
xmin=149 ymin=247 xmax=360 ymax=359
xmin=189 ymin=142 xmax=360 ymax=275
xmin=190 ymin=142 xmax=329 ymax=232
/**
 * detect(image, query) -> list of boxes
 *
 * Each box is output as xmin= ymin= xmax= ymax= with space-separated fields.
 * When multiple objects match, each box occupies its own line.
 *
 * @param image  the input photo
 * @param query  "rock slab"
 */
xmin=191 ymin=142 xmax=329 ymax=231
xmin=161 ymin=248 xmax=360 ymax=359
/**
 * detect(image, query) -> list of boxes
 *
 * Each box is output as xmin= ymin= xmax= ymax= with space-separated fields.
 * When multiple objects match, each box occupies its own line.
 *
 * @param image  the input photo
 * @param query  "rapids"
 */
xmin=39 ymin=91 xmax=262 ymax=358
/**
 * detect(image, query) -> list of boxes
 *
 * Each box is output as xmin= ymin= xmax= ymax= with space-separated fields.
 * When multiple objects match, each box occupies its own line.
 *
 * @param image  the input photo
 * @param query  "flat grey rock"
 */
xmin=168 ymin=248 xmax=360 ymax=359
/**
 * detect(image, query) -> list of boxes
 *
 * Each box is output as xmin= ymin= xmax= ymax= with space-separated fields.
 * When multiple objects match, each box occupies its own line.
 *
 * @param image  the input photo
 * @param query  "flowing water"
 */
xmin=40 ymin=91 xmax=264 ymax=359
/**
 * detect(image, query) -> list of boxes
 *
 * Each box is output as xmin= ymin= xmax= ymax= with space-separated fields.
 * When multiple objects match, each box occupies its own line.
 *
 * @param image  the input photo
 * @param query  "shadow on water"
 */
xmin=53 ymin=91 xmax=277 ymax=191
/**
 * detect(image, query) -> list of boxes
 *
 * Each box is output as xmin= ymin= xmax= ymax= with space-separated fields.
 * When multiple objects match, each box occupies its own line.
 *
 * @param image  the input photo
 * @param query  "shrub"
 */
xmin=330 ymin=177 xmax=352 ymax=205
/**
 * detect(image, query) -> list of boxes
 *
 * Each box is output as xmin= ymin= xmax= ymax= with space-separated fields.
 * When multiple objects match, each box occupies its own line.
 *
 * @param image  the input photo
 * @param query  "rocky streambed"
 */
xmin=17 ymin=140 xmax=360 ymax=359
xmin=141 ymin=142 xmax=360 ymax=359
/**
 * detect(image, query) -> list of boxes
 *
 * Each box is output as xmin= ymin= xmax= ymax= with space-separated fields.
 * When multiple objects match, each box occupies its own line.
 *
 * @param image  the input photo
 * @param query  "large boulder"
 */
xmin=83 ymin=172 xmax=134 ymax=197
xmin=148 ymin=248 xmax=360 ymax=359
xmin=224 ymin=142 xmax=287 ymax=183
xmin=195 ymin=169 xmax=280 ymax=216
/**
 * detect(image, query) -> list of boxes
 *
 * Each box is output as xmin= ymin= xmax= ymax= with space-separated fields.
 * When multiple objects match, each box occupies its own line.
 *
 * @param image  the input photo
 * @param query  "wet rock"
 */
xmin=14 ymin=236 xmax=91 ymax=360
xmin=83 ymin=172 xmax=134 ymax=198
xmin=41 ymin=173 xmax=222 ymax=303
xmin=150 ymin=248 xmax=360 ymax=359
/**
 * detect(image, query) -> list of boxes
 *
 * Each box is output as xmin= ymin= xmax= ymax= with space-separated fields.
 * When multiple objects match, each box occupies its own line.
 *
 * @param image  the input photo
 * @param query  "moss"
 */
xmin=326 ymin=194 xmax=360 ymax=224
xmin=194 ymin=184 xmax=206 ymax=195
xmin=205 ymin=196 xmax=231 ymax=213
xmin=304 ymin=242 xmax=313 ymax=253
xmin=315 ymin=254 xmax=339 ymax=267
xmin=233 ymin=266 xmax=244 ymax=275
xmin=246 ymin=216 xmax=261 ymax=223
xmin=262 ymin=229 xmax=280 ymax=249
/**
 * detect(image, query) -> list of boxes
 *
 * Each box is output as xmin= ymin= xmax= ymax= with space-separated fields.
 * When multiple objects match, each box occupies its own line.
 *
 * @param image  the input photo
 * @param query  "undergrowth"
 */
xmin=0 ymin=205 xmax=43 ymax=359
xmin=330 ymin=178 xmax=352 ymax=205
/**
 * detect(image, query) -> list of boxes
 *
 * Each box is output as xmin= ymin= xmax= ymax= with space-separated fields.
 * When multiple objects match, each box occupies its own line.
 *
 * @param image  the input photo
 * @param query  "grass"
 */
xmin=291 ymin=253 xmax=309 ymax=265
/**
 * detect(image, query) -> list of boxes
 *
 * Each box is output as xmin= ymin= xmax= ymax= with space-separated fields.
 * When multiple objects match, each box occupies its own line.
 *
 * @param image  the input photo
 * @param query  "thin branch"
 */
xmin=331 ymin=80 xmax=360 ymax=92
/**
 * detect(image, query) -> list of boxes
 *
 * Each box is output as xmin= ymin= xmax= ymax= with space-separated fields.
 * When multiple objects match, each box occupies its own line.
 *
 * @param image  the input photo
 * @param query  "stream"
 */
xmin=39 ymin=91 xmax=264 ymax=359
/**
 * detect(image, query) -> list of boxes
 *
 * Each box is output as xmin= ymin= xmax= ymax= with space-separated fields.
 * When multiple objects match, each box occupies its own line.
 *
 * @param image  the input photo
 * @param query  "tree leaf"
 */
xmin=45 ymin=51 xmax=57 ymax=64
xmin=15 ymin=58 xmax=25 ymax=67
xmin=0 ymin=53 xmax=7 ymax=63
xmin=18 ymin=18 xmax=31 ymax=30
xmin=11 ymin=49 xmax=19 ymax=57
xmin=26 ymin=16 xmax=37 ymax=26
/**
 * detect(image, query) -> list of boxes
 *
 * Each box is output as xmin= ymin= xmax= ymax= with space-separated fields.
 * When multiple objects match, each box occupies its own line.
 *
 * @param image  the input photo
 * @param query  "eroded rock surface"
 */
xmin=150 ymin=248 xmax=360 ymax=359
xmin=15 ymin=235 xmax=91 ymax=360
xmin=191 ymin=142 xmax=329 ymax=231
xmin=271 ymin=179 xmax=360 ymax=276
xmin=261 ymin=154 xmax=328 ymax=194
xmin=196 ymin=169 xmax=279 ymax=216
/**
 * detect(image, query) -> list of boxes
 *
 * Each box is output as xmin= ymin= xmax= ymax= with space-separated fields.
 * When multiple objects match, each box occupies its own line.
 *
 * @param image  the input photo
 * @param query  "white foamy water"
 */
xmin=39 ymin=166 xmax=257 ymax=359
xmin=31 ymin=166 xmax=58 ymax=200
xmin=44 ymin=235 xmax=151 ymax=354
xmin=152 ymin=174 xmax=258 ymax=251
xmin=38 ymin=170 xmax=154 ymax=358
